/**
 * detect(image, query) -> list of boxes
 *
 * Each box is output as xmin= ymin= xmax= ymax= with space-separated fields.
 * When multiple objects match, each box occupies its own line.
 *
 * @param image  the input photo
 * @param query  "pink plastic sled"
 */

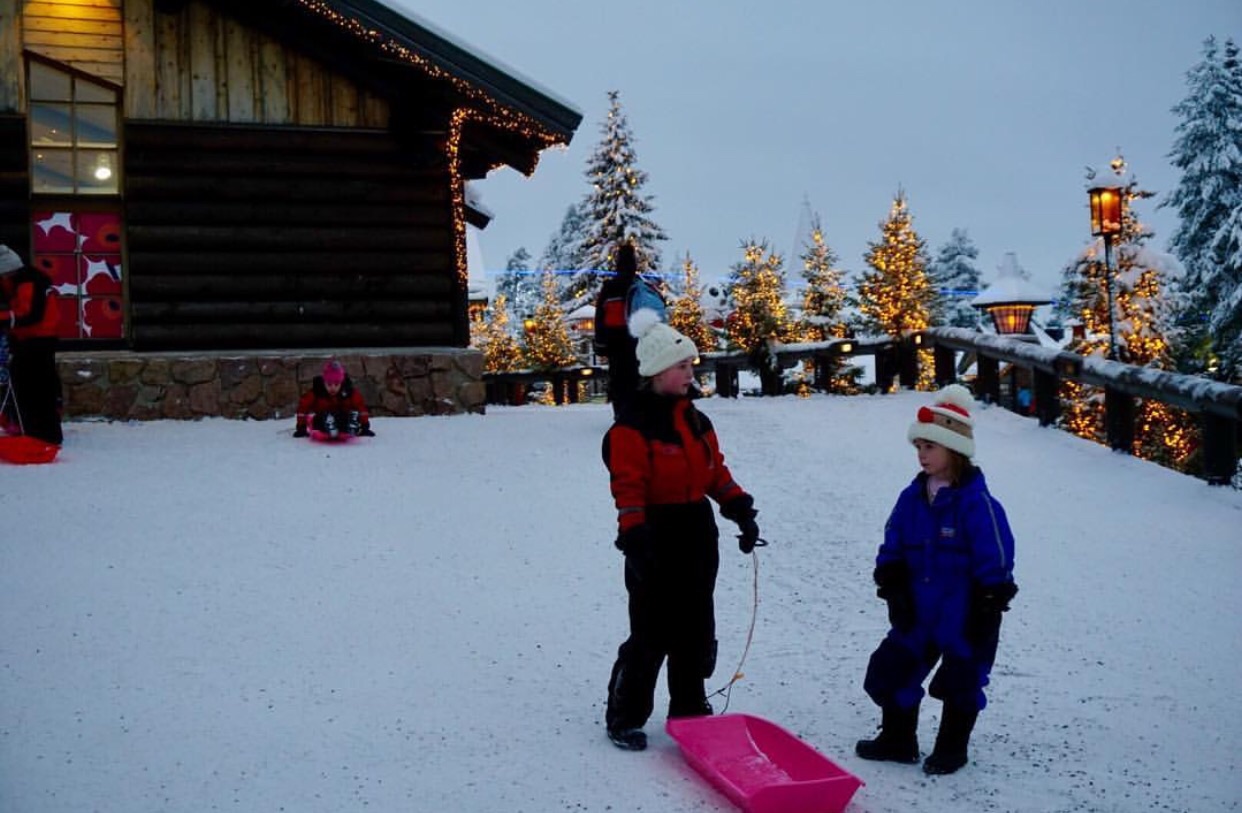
xmin=666 ymin=714 xmax=863 ymax=813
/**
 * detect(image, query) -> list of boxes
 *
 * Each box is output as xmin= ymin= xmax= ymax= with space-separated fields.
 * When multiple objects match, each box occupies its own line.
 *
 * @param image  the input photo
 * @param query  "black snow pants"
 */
xmin=6 ymin=337 xmax=62 ymax=445
xmin=606 ymin=500 xmax=720 ymax=731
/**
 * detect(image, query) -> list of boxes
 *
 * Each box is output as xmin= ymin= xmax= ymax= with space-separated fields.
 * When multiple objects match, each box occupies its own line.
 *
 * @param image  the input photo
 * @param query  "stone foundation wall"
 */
xmin=57 ymin=348 xmax=485 ymax=421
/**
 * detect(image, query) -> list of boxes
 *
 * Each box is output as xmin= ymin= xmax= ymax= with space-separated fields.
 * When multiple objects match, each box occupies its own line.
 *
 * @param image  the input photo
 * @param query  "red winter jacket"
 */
xmin=0 ymin=267 xmax=59 ymax=340
xmin=295 ymin=375 xmax=370 ymax=432
xmin=602 ymin=390 xmax=747 ymax=533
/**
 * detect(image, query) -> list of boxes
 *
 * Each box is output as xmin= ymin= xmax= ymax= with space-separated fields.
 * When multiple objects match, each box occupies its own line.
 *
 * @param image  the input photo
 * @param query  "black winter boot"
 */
xmin=855 ymin=703 xmax=920 ymax=763
xmin=923 ymin=705 xmax=978 ymax=775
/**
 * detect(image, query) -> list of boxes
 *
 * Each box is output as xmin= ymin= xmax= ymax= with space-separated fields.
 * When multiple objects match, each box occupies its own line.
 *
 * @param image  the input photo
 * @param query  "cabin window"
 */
xmin=26 ymin=59 xmax=125 ymax=341
xmin=28 ymin=58 xmax=120 ymax=196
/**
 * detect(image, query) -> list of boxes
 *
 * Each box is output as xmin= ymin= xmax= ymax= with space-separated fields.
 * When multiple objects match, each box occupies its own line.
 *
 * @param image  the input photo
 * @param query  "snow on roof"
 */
xmin=972 ymin=252 xmax=1052 ymax=307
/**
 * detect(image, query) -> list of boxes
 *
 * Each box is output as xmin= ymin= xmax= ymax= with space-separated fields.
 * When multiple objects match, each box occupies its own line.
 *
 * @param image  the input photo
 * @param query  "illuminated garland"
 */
xmin=291 ymin=0 xmax=563 ymax=145
xmin=669 ymin=254 xmax=718 ymax=354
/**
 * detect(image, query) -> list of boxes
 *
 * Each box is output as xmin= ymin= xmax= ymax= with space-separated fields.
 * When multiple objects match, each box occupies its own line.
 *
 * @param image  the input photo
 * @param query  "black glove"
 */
xmin=359 ymin=426 xmax=376 ymax=437
xmin=874 ymin=560 xmax=916 ymax=631
xmin=293 ymin=426 xmax=309 ymax=438
xmin=967 ymin=581 xmax=1018 ymax=644
xmin=721 ymin=495 xmax=761 ymax=554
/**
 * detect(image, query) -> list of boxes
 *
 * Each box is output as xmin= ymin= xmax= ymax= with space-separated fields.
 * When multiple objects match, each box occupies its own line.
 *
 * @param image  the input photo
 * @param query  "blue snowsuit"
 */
xmin=863 ymin=467 xmax=1016 ymax=713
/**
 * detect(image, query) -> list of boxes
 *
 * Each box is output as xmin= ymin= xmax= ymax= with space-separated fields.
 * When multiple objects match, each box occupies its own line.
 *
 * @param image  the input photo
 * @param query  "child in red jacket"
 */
xmin=600 ymin=309 xmax=762 ymax=752
xmin=294 ymin=360 xmax=373 ymax=438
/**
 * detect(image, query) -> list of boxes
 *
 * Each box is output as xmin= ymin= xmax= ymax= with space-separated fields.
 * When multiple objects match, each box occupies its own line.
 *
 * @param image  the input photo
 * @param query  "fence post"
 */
xmin=1201 ymin=413 xmax=1239 ymax=486
xmin=1032 ymin=368 xmax=1060 ymax=427
xmin=1104 ymin=387 xmax=1134 ymax=452
xmin=716 ymin=363 xmax=737 ymax=398
xmin=933 ymin=345 xmax=956 ymax=387
xmin=898 ymin=337 xmax=919 ymax=388
xmin=875 ymin=345 xmax=897 ymax=392
xmin=976 ymin=356 xmax=1000 ymax=404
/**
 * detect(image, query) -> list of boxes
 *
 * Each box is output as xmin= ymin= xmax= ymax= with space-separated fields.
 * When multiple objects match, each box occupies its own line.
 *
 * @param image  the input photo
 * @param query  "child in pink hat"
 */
xmin=293 ymin=359 xmax=373 ymax=438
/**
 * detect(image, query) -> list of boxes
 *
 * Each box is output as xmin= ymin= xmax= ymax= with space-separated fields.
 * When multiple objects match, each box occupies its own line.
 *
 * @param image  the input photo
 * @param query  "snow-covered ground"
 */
xmin=3 ymin=393 xmax=1240 ymax=813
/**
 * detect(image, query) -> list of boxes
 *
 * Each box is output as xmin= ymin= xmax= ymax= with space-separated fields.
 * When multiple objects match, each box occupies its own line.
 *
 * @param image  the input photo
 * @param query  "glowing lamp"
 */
xmin=1088 ymin=183 xmax=1123 ymax=237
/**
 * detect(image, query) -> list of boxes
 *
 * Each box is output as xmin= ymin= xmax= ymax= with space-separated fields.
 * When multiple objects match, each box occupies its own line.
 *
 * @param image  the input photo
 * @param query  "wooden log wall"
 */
xmin=124 ymin=0 xmax=390 ymax=127
xmin=124 ymin=121 xmax=459 ymax=351
xmin=0 ymin=115 xmax=31 ymax=256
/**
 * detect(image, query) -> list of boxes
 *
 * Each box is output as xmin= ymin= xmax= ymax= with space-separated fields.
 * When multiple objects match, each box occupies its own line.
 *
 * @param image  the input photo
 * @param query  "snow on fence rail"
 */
xmin=480 ymin=329 xmax=1240 ymax=485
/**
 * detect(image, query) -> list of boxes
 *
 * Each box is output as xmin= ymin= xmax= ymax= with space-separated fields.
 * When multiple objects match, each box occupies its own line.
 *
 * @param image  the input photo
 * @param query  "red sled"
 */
xmin=0 ymin=435 xmax=61 ymax=465
xmin=309 ymin=430 xmax=356 ymax=443
xmin=666 ymin=714 xmax=864 ymax=813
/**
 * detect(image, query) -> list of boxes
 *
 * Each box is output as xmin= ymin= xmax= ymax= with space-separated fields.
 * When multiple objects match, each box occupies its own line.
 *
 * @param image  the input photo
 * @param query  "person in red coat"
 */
xmin=600 ymin=308 xmax=763 ymax=752
xmin=293 ymin=360 xmax=373 ymax=438
xmin=0 ymin=244 xmax=62 ymax=445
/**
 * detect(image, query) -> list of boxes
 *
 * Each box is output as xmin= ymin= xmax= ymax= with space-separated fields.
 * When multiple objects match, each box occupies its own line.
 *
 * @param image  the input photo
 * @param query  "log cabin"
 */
xmin=0 ymin=0 xmax=581 ymax=419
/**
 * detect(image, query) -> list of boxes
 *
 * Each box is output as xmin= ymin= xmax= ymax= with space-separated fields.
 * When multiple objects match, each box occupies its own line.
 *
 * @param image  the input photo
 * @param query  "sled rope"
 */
xmin=709 ymin=536 xmax=767 ymax=713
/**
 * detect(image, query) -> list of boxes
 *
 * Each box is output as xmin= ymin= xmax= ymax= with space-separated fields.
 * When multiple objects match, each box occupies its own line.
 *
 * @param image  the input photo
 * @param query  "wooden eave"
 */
xmin=202 ymin=0 xmax=581 ymax=174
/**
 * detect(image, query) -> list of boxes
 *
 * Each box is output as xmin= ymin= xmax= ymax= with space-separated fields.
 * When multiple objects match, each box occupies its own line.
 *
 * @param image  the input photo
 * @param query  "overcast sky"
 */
xmin=392 ymin=0 xmax=1239 ymax=293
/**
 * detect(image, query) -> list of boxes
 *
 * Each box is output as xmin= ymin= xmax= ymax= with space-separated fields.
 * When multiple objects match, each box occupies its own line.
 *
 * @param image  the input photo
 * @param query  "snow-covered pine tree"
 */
xmin=495 ymin=247 xmax=539 ymax=320
xmin=857 ymin=191 xmax=934 ymax=339
xmin=573 ymin=91 xmax=668 ymax=307
xmin=1164 ymin=36 xmax=1242 ymax=382
xmin=536 ymin=203 xmax=589 ymax=307
xmin=928 ymin=228 xmax=983 ymax=329
xmin=1059 ymin=156 xmax=1195 ymax=467
xmin=668 ymin=253 xmax=718 ymax=354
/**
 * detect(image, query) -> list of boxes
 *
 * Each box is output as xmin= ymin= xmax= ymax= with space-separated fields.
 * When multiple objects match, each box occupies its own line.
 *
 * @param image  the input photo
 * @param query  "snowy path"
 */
xmin=2 ymin=394 xmax=1239 ymax=812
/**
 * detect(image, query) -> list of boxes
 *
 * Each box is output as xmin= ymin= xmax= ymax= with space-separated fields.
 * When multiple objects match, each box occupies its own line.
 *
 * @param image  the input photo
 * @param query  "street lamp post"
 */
xmin=1087 ymin=176 xmax=1125 ymax=360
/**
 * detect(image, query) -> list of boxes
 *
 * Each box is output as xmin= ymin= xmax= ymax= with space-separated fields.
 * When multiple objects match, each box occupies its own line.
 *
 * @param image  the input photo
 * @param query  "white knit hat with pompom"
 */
xmin=907 ymin=384 xmax=977 ymax=458
xmin=629 ymin=308 xmax=698 ymax=377
xmin=0 ymin=244 xmax=23 ymax=274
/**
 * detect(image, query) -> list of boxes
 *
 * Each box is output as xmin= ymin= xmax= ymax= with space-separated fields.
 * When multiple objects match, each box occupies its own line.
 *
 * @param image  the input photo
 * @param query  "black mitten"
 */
xmin=967 ymin=581 xmax=1018 ymax=644
xmin=874 ymin=560 xmax=916 ymax=631
xmin=721 ymin=495 xmax=761 ymax=554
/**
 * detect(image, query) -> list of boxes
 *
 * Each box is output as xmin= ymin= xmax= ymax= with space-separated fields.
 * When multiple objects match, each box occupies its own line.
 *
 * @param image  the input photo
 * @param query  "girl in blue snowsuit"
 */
xmin=856 ymin=384 xmax=1017 ymax=775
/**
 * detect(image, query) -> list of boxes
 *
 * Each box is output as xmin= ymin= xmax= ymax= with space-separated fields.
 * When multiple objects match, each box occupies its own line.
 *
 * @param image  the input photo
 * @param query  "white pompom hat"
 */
xmin=907 ymin=384 xmax=977 ymax=458
xmin=0 ymin=244 xmax=23 ymax=274
xmin=629 ymin=307 xmax=698 ymax=377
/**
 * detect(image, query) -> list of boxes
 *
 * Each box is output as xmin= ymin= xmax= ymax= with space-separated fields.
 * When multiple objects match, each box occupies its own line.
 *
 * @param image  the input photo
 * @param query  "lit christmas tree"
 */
xmin=795 ymin=217 xmax=860 ymax=393
xmin=726 ymin=240 xmax=797 ymax=394
xmin=857 ymin=191 xmax=934 ymax=339
xmin=470 ymin=294 xmax=523 ymax=373
xmin=668 ymin=253 xmax=718 ymax=354
xmin=521 ymin=270 xmax=578 ymax=373
xmin=797 ymin=215 xmax=848 ymax=341
xmin=857 ymin=191 xmax=935 ymax=390
xmin=573 ymin=91 xmax=668 ymax=307
xmin=1058 ymin=156 xmax=1195 ymax=467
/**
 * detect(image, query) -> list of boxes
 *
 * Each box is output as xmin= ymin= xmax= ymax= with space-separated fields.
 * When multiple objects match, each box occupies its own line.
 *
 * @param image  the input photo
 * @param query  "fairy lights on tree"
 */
xmin=470 ymin=294 xmax=523 ymax=373
xmin=669 ymin=253 xmax=718 ymax=354
xmin=522 ymin=270 xmax=577 ymax=372
xmin=857 ymin=191 xmax=934 ymax=339
xmin=726 ymin=240 xmax=797 ymax=394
